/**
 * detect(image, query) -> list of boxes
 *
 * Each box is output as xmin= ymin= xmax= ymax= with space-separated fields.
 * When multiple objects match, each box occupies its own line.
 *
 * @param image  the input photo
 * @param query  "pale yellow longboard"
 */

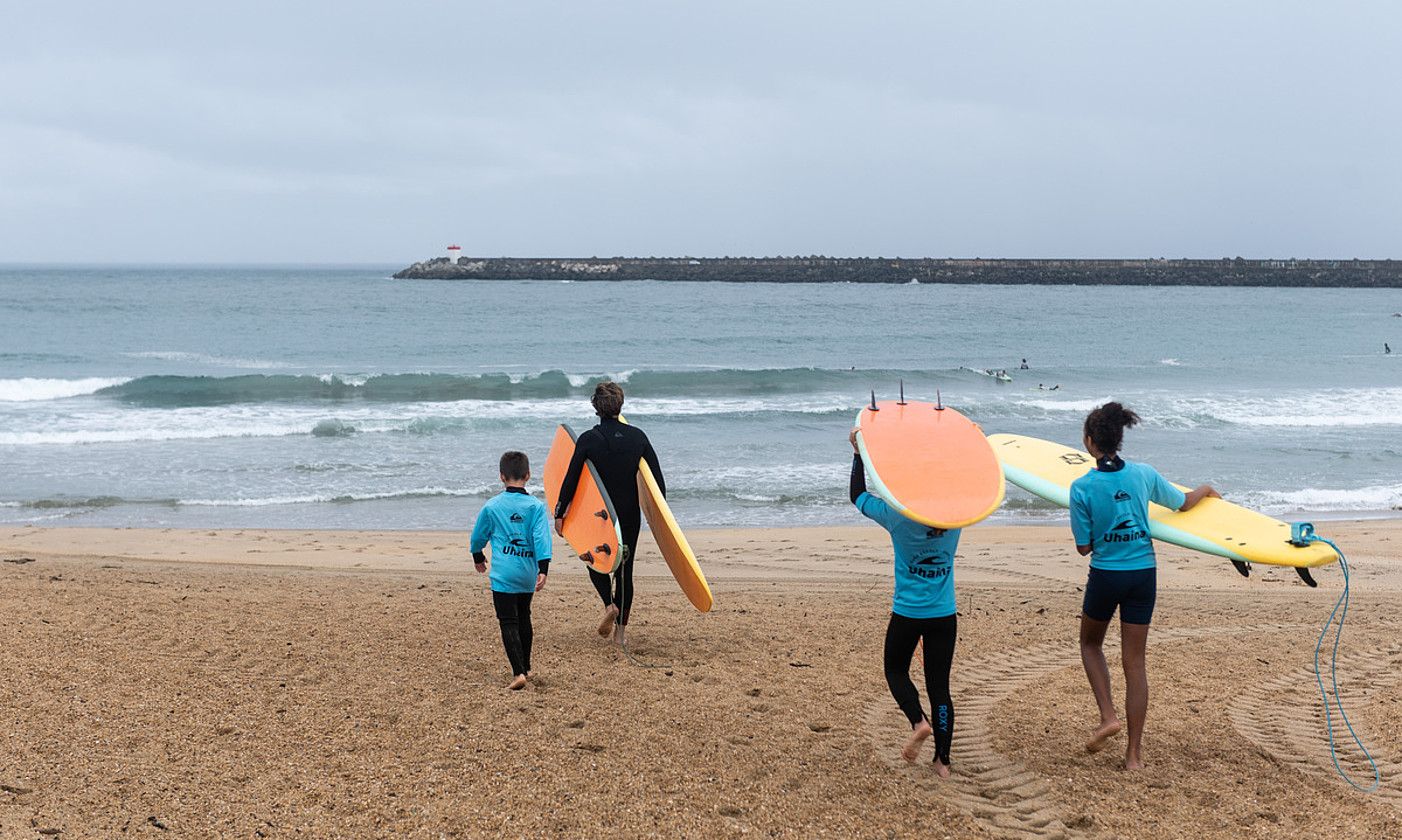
xmin=637 ymin=462 xmax=713 ymax=612
xmin=988 ymin=433 xmax=1339 ymax=570
xmin=621 ymin=416 xmax=713 ymax=612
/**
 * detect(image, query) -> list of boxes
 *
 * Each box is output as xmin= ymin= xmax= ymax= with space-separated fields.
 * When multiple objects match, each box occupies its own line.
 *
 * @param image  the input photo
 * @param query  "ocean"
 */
xmin=1 ymin=265 xmax=1399 ymax=530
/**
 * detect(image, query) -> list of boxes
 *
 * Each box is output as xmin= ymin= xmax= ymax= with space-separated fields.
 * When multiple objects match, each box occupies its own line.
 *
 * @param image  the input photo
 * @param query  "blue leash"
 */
xmin=1299 ymin=527 xmax=1380 ymax=793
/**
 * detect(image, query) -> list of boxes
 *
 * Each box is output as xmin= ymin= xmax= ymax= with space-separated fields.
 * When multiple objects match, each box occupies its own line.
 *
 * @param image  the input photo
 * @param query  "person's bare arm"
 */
xmin=1179 ymin=484 xmax=1220 ymax=511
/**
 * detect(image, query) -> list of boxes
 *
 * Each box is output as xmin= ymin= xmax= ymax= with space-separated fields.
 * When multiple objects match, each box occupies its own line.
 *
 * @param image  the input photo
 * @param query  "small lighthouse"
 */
xmin=446 ymin=244 xmax=462 ymax=265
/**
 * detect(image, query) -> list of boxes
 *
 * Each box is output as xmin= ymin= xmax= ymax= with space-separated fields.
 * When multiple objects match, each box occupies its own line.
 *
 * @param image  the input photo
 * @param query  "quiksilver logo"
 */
xmin=509 ymin=512 xmax=524 ymax=522
xmin=1114 ymin=490 xmax=1131 ymax=502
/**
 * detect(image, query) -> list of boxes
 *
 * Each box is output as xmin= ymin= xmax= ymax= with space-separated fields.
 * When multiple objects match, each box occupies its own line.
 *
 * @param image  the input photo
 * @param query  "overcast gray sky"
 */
xmin=2 ymin=1 xmax=1398 ymax=262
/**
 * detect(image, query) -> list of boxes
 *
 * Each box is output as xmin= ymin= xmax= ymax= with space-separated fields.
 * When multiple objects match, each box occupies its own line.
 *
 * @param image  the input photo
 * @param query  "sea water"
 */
xmin=1 ymin=266 xmax=1398 ymax=529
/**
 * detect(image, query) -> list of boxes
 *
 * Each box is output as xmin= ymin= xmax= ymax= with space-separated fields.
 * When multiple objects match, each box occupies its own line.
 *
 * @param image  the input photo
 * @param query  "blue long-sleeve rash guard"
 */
xmin=471 ymin=487 xmax=553 ymax=594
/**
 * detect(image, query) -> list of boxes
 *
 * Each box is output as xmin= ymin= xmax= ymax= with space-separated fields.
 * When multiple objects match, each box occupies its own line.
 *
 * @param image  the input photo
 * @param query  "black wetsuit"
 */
xmin=555 ymin=416 xmax=664 ymax=626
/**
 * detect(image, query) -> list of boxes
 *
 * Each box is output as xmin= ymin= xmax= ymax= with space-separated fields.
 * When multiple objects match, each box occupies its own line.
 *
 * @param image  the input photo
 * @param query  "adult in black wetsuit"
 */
xmin=553 ymin=381 xmax=664 ymax=645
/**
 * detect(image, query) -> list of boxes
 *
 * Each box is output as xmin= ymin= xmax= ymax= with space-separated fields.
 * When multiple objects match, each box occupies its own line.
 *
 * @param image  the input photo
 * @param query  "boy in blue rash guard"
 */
xmin=471 ymin=451 xmax=552 ymax=691
xmin=1071 ymin=402 xmax=1217 ymax=770
xmin=849 ymin=429 xmax=959 ymax=778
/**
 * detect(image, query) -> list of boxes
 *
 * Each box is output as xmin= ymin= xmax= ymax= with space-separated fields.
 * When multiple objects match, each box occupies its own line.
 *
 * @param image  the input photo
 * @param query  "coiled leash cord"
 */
xmin=1295 ymin=523 xmax=1380 ymax=793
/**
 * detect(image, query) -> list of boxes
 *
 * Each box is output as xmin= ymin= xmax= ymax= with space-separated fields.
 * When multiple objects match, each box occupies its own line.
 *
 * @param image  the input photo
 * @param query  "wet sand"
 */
xmin=2 ymin=521 xmax=1400 ymax=838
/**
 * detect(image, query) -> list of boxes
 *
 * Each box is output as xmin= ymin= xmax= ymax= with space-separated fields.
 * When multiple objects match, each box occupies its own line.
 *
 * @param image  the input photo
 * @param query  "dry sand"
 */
xmin=2 ymin=521 xmax=1401 ymax=839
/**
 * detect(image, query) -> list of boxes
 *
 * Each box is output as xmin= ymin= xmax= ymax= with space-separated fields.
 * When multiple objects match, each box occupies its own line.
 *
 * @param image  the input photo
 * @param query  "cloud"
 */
xmin=0 ymin=0 xmax=1398 ymax=261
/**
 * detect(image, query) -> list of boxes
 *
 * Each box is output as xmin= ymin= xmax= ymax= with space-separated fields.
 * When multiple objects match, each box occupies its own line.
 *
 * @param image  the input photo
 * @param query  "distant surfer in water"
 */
xmin=849 ymin=428 xmax=958 ymax=777
xmin=1387 ymin=343 xmax=1392 ymax=355
xmin=1071 ymin=402 xmax=1218 ymax=770
xmin=555 ymin=381 xmax=665 ymax=648
xmin=1020 ymin=358 xmax=1029 ymax=370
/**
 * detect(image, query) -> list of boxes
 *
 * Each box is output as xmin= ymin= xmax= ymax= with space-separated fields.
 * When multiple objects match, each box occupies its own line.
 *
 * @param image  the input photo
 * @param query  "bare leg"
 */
xmin=1121 ymin=621 xmax=1150 ymax=770
xmin=1080 ymin=615 xmax=1122 ymax=752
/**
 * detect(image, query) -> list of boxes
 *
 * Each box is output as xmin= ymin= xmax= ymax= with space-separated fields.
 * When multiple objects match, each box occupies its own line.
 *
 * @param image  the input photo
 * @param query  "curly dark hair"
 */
xmin=1083 ymin=401 xmax=1140 ymax=456
xmin=591 ymin=381 xmax=625 ymax=418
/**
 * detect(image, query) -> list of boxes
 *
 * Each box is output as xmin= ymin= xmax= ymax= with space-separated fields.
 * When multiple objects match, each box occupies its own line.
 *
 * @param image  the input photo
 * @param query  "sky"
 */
xmin=1 ymin=1 xmax=1398 ymax=263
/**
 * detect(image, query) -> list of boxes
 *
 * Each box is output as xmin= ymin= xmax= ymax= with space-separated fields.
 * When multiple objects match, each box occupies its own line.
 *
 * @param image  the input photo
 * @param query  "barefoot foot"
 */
xmin=507 ymin=674 xmax=527 ymax=691
xmin=613 ymin=625 xmax=627 ymax=648
xmin=932 ymin=757 xmax=951 ymax=779
xmin=1086 ymin=719 xmax=1122 ymax=753
xmin=901 ymin=720 xmax=933 ymax=763
xmin=1124 ymin=753 xmax=1144 ymax=771
xmin=597 ymin=605 xmax=619 ymax=638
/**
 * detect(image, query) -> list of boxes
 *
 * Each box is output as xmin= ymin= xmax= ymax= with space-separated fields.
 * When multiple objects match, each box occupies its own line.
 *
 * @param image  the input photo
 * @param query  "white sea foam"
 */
xmin=1159 ymin=358 xmax=1182 ymax=366
xmin=0 ymin=377 xmax=131 ymax=402
xmin=1179 ymin=388 xmax=1402 ymax=428
xmin=1020 ymin=397 xmax=1116 ymax=412
xmin=0 ymin=395 xmax=854 ymax=447
xmin=564 ymin=369 xmax=637 ymax=387
xmin=316 ymin=373 xmax=371 ymax=387
xmin=1238 ymin=484 xmax=1402 ymax=514
xmin=178 ymin=486 xmax=495 ymax=507
xmin=125 ymin=351 xmax=294 ymax=369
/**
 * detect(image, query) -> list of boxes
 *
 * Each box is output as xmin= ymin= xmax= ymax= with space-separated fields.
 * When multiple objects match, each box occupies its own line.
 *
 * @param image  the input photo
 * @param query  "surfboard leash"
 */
xmin=619 ymin=638 xmax=671 ymax=670
xmin=1302 ymin=531 xmax=1381 ymax=793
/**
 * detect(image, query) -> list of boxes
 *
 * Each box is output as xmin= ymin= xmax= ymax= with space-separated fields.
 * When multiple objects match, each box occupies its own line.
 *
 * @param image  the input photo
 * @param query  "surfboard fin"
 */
xmin=869 ymin=390 xmax=879 ymax=411
xmin=935 ymin=389 xmax=943 ymax=410
xmin=1230 ymin=559 xmax=1251 ymax=578
xmin=1296 ymin=567 xmax=1318 ymax=588
xmin=898 ymin=379 xmax=907 ymax=405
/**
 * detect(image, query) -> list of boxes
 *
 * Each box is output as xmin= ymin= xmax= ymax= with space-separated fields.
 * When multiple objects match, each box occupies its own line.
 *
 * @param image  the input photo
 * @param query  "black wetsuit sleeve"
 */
xmin=538 ymin=559 xmax=550 ymax=575
xmin=850 ymin=454 xmax=867 ymax=504
xmin=554 ymin=435 xmax=592 ymax=519
xmin=473 ymin=550 xmax=487 ymax=565
xmin=642 ymin=438 xmax=665 ymax=497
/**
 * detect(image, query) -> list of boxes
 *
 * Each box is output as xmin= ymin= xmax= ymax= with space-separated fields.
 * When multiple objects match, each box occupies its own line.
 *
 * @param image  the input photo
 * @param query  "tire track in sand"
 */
xmin=865 ymin=624 xmax=1300 ymax=840
xmin=1228 ymin=639 xmax=1402 ymax=806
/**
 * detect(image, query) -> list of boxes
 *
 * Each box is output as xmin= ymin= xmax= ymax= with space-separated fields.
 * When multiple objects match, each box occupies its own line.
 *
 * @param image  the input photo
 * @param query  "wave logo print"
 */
xmin=1114 ymin=490 xmax=1131 ymax=501
xmin=1102 ymin=517 xmax=1148 ymax=543
xmin=908 ymin=550 xmax=951 ymax=579
xmin=501 ymin=537 xmax=535 ymax=559
xmin=509 ymin=512 xmax=524 ymax=522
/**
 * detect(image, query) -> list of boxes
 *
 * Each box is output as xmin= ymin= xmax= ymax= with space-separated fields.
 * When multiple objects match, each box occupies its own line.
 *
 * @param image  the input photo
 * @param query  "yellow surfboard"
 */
xmin=988 ymin=433 xmax=1339 ymax=570
xmin=620 ymin=416 xmax=713 ymax=612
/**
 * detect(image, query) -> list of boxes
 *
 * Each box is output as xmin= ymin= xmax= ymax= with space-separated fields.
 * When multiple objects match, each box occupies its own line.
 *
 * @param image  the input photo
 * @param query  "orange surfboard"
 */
xmin=543 ymin=424 xmax=624 ymax=574
xmin=854 ymin=399 xmax=1004 ymax=529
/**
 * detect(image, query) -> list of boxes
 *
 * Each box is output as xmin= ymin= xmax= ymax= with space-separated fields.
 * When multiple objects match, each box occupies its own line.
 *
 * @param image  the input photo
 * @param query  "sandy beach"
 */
xmin=2 ymin=521 xmax=1401 ymax=838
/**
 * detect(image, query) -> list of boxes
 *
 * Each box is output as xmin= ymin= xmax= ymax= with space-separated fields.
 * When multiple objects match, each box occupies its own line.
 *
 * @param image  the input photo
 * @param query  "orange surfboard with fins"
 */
xmin=854 ymin=397 xmax=1004 ymax=529
xmin=544 ymin=424 xmax=624 ymax=574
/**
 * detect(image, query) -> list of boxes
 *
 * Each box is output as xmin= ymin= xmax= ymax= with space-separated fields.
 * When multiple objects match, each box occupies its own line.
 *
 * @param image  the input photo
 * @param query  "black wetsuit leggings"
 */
xmin=588 ymin=518 xmax=641 ymax=626
xmin=492 ymin=591 xmax=534 ymax=677
xmin=884 ymin=612 xmax=957 ymax=764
